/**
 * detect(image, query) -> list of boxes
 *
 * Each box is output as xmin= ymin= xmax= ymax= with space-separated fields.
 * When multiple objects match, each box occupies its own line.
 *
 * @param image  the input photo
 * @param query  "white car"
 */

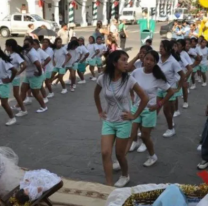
xmin=0 ymin=13 xmax=59 ymax=37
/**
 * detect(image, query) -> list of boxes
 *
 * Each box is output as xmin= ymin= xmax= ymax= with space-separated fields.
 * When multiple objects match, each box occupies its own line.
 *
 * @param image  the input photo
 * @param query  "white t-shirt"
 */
xmin=66 ymin=49 xmax=79 ymax=67
xmin=0 ymin=59 xmax=14 ymax=84
xmin=43 ymin=47 xmax=54 ymax=72
xmin=54 ymin=47 xmax=68 ymax=68
xmin=24 ymin=48 xmax=41 ymax=77
xmin=200 ymin=47 xmax=208 ymax=66
xmin=97 ymin=74 xmax=137 ymax=122
xmin=179 ymin=51 xmax=192 ymax=72
xmin=86 ymin=44 xmax=97 ymax=59
xmin=158 ymin=55 xmax=182 ymax=88
xmin=96 ymin=44 xmax=106 ymax=57
xmin=37 ymin=48 xmax=49 ymax=65
xmin=78 ymin=45 xmax=89 ymax=61
xmin=188 ymin=48 xmax=198 ymax=63
xmin=110 ymin=24 xmax=118 ymax=34
xmin=134 ymin=60 xmax=143 ymax=69
xmin=10 ymin=52 xmax=24 ymax=80
xmin=131 ymin=67 xmax=170 ymax=107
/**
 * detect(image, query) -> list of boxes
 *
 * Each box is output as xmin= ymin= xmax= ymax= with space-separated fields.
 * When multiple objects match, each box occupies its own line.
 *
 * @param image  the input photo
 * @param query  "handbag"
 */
xmin=120 ymin=28 xmax=126 ymax=38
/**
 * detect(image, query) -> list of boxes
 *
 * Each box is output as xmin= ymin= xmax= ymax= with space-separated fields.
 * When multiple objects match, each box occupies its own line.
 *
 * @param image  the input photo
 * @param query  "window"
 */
xmin=3 ymin=15 xmax=11 ymax=21
xmin=30 ymin=14 xmax=43 ymax=21
xmin=24 ymin=15 xmax=33 ymax=22
xmin=13 ymin=15 xmax=22 ymax=21
xmin=123 ymin=11 xmax=133 ymax=16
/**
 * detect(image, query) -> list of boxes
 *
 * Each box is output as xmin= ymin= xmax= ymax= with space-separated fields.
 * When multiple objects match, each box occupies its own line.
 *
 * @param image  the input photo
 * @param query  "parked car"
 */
xmin=0 ymin=13 xmax=59 ymax=38
xmin=160 ymin=20 xmax=194 ymax=39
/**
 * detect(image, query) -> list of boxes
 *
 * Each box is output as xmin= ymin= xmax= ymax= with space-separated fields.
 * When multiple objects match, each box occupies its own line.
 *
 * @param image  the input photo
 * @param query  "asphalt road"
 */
xmin=0 ymin=23 xmax=207 ymax=187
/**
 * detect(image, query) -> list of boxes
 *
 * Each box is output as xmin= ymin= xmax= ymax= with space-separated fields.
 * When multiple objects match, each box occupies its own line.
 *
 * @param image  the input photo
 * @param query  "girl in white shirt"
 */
xmin=86 ymin=36 xmax=99 ymax=81
xmin=33 ymin=39 xmax=51 ymax=104
xmin=42 ymin=39 xmax=54 ymax=98
xmin=0 ymin=49 xmax=17 ymax=126
xmin=96 ymin=36 xmax=106 ymax=73
xmin=5 ymin=39 xmax=27 ymax=118
xmin=51 ymin=38 xmax=71 ymax=94
xmin=199 ymin=39 xmax=208 ymax=86
xmin=77 ymin=37 xmax=89 ymax=84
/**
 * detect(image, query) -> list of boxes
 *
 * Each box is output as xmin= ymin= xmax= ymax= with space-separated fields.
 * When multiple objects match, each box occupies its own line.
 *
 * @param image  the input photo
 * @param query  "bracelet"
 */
xmin=157 ymin=101 xmax=162 ymax=108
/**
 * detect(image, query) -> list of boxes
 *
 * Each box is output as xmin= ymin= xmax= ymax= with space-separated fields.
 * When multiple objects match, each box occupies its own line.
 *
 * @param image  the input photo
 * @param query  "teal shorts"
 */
xmin=12 ymin=78 xmax=20 ymax=87
xmin=45 ymin=71 xmax=52 ymax=79
xmin=193 ymin=66 xmax=200 ymax=73
xmin=187 ymin=75 xmax=191 ymax=83
xmin=175 ymin=88 xmax=182 ymax=97
xmin=131 ymin=106 xmax=157 ymax=128
xmin=199 ymin=65 xmax=208 ymax=73
xmin=102 ymin=120 xmax=132 ymax=139
xmin=24 ymin=76 xmax=43 ymax=89
xmin=157 ymin=90 xmax=176 ymax=101
xmin=78 ymin=62 xmax=86 ymax=73
xmin=72 ymin=63 xmax=78 ymax=70
xmin=96 ymin=57 xmax=102 ymax=66
xmin=53 ymin=67 xmax=66 ymax=74
xmin=0 ymin=83 xmax=10 ymax=98
xmin=86 ymin=59 xmax=96 ymax=66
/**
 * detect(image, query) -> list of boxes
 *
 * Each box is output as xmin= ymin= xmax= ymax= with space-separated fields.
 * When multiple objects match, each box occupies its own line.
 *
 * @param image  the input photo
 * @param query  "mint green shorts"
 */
xmin=96 ymin=57 xmax=102 ymax=66
xmin=131 ymin=106 xmax=157 ymax=128
xmin=102 ymin=120 xmax=132 ymax=139
xmin=157 ymin=90 xmax=176 ymax=101
xmin=199 ymin=65 xmax=208 ymax=73
xmin=193 ymin=66 xmax=200 ymax=73
xmin=0 ymin=84 xmax=10 ymax=98
xmin=53 ymin=67 xmax=66 ymax=74
xmin=86 ymin=59 xmax=96 ymax=66
xmin=72 ymin=63 xmax=78 ymax=70
xmin=175 ymin=88 xmax=183 ymax=97
xmin=24 ymin=76 xmax=43 ymax=89
xmin=45 ymin=71 xmax=52 ymax=79
xmin=12 ymin=78 xmax=20 ymax=87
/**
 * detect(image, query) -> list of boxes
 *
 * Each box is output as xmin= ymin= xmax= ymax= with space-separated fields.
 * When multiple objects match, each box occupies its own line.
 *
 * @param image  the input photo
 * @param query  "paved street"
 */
xmin=0 ymin=23 xmax=207 ymax=187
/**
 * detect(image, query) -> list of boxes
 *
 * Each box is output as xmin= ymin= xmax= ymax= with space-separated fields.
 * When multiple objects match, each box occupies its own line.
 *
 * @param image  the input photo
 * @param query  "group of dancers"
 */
xmin=94 ymin=36 xmax=208 ymax=187
xmin=0 ymin=35 xmax=107 ymax=126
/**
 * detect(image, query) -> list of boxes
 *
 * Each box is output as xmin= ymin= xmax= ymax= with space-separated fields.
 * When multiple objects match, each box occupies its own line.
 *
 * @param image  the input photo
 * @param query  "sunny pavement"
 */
xmin=0 ymin=23 xmax=207 ymax=187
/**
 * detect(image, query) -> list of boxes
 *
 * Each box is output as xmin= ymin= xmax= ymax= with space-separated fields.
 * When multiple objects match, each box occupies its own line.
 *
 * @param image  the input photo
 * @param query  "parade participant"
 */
xmin=94 ymin=50 xmax=148 ymax=187
xmin=0 ymin=49 xmax=17 ymax=125
xmin=77 ymin=37 xmax=89 ymax=84
xmin=86 ymin=36 xmax=99 ymax=81
xmin=66 ymin=40 xmax=80 ymax=92
xmin=199 ymin=38 xmax=208 ymax=86
xmin=42 ymin=38 xmax=54 ymax=98
xmin=33 ymin=39 xmax=51 ymax=104
xmin=157 ymin=40 xmax=185 ymax=138
xmin=177 ymin=39 xmax=194 ymax=109
xmin=20 ymin=38 xmax=47 ymax=113
xmin=145 ymin=39 xmax=153 ymax=48
xmin=51 ymin=37 xmax=71 ymax=94
xmin=95 ymin=36 xmax=106 ymax=73
xmin=5 ymin=39 xmax=28 ymax=117
xmin=129 ymin=51 xmax=173 ymax=166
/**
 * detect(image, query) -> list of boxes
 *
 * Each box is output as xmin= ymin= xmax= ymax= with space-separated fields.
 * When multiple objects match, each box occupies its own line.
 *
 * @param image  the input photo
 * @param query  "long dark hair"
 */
xmin=43 ymin=38 xmax=52 ymax=48
xmin=104 ymin=50 xmax=129 ymax=84
xmin=170 ymin=40 xmax=181 ymax=61
xmin=15 ymin=189 xmax=30 ymax=205
xmin=5 ymin=39 xmax=24 ymax=59
xmin=140 ymin=45 xmax=152 ymax=53
xmin=177 ymin=39 xmax=186 ymax=51
xmin=33 ymin=39 xmax=40 ymax=47
xmin=67 ymin=40 xmax=79 ymax=50
xmin=145 ymin=50 xmax=167 ymax=82
xmin=0 ymin=47 xmax=11 ymax=63
xmin=52 ymin=37 xmax=62 ymax=50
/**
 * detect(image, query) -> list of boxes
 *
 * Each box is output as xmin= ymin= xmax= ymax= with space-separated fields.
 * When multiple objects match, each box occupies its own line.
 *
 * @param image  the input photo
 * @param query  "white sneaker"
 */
xmin=114 ymin=175 xmax=130 ymax=187
xmin=65 ymin=80 xmax=71 ymax=85
xmin=138 ymin=132 xmax=142 ymax=137
xmin=11 ymin=105 xmax=21 ymax=111
xmin=137 ymin=143 xmax=147 ymax=153
xmin=78 ymin=80 xmax=86 ymax=84
xmin=143 ymin=155 xmax=158 ymax=167
xmin=73 ymin=84 xmax=76 ymax=89
xmin=173 ymin=110 xmax=181 ymax=117
xmin=91 ymin=77 xmax=97 ymax=81
xmin=44 ymin=98 xmax=49 ymax=104
xmin=47 ymin=92 xmax=54 ymax=98
xmin=198 ymin=78 xmax=202 ymax=83
xmin=202 ymin=82 xmax=207 ymax=87
xmin=15 ymin=110 xmax=28 ymax=117
xmin=197 ymin=160 xmax=208 ymax=170
xmin=183 ymin=102 xmax=189 ymax=109
xmin=163 ymin=129 xmax=175 ymax=137
xmin=112 ymin=160 xmax=121 ymax=171
xmin=36 ymin=107 xmax=48 ymax=113
xmin=61 ymin=89 xmax=68 ymax=94
xmin=129 ymin=141 xmax=139 ymax=152
xmin=197 ymin=144 xmax=202 ymax=151
xmin=23 ymin=97 xmax=32 ymax=105
xmin=5 ymin=118 xmax=16 ymax=126
xmin=190 ymin=84 xmax=196 ymax=90
xmin=188 ymin=89 xmax=190 ymax=94
xmin=70 ymin=88 xmax=75 ymax=92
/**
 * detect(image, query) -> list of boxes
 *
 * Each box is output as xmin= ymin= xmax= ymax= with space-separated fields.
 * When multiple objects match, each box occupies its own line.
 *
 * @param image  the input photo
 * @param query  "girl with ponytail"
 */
xmin=5 ymin=39 xmax=27 ymax=117
xmin=126 ymin=50 xmax=174 ymax=167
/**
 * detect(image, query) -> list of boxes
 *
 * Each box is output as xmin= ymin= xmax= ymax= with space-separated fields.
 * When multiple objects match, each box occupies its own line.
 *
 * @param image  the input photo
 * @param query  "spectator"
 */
xmin=26 ymin=24 xmax=38 ymax=39
xmin=68 ymin=23 xmax=76 ymax=40
xmin=145 ymin=39 xmax=152 ymax=48
xmin=175 ymin=22 xmax=184 ymax=40
xmin=119 ymin=19 xmax=128 ymax=50
xmin=172 ymin=20 xmax=178 ymax=39
xmin=109 ymin=19 xmax=118 ymax=40
xmin=57 ymin=23 xmax=69 ymax=45
xmin=93 ymin=21 xmax=108 ymax=42
xmin=182 ymin=21 xmax=190 ymax=38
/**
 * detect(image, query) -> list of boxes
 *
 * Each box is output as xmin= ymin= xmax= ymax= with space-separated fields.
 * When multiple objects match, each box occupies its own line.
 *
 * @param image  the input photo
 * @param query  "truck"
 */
xmin=0 ymin=13 xmax=59 ymax=38
xmin=119 ymin=8 xmax=143 ymax=24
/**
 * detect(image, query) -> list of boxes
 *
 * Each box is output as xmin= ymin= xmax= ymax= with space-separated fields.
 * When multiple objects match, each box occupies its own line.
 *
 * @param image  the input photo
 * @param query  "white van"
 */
xmin=119 ymin=8 xmax=143 ymax=24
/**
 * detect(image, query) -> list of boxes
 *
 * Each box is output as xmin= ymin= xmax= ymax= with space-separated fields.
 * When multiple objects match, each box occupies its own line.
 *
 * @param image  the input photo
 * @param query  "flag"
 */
xmin=95 ymin=1 xmax=100 ymax=6
xmin=38 ymin=0 xmax=44 ymax=7
xmin=114 ymin=1 xmax=119 ymax=7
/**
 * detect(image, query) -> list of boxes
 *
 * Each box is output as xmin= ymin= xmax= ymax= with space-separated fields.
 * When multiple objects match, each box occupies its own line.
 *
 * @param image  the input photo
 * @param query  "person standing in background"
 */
xmin=57 ymin=24 xmax=69 ymax=45
xmin=109 ymin=19 xmax=119 ymax=40
xmin=68 ymin=23 xmax=76 ymax=41
xmin=119 ymin=20 xmax=128 ymax=50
